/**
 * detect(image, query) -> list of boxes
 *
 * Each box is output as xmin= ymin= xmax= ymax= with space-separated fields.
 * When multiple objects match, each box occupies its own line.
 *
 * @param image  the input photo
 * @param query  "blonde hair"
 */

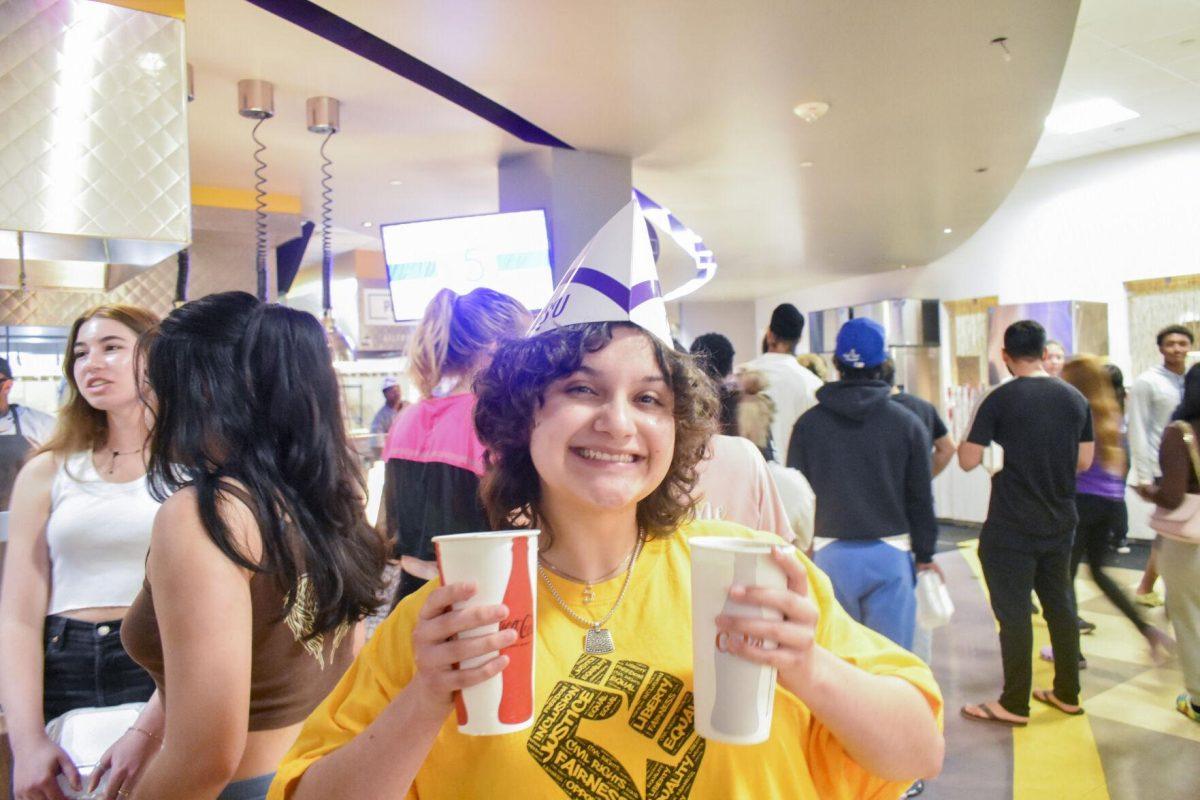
xmin=1062 ymin=355 xmax=1124 ymax=473
xmin=735 ymin=370 xmax=776 ymax=452
xmin=38 ymin=304 xmax=160 ymax=458
xmin=796 ymin=353 xmax=828 ymax=382
xmin=407 ymin=288 xmax=530 ymax=398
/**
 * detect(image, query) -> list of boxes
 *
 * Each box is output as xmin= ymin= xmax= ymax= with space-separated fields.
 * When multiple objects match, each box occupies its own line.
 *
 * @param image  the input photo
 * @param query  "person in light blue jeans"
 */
xmin=788 ymin=318 xmax=941 ymax=651
xmin=814 ymin=540 xmax=917 ymax=648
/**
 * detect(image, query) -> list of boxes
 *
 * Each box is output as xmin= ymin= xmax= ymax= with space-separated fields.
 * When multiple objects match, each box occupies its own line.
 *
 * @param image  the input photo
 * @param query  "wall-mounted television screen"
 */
xmin=380 ymin=209 xmax=554 ymax=322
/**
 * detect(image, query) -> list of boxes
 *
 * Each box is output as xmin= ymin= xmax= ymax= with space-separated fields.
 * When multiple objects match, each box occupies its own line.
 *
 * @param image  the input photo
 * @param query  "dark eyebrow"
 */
xmin=572 ymin=365 xmax=665 ymax=383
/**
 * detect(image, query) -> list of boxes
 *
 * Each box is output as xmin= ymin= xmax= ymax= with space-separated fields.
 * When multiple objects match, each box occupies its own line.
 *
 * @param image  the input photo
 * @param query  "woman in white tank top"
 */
xmin=0 ymin=304 xmax=162 ymax=800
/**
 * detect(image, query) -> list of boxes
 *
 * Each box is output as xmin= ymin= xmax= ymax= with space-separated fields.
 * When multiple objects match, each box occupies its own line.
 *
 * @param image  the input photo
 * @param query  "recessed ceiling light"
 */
xmin=799 ymin=161 xmax=815 ymax=168
xmin=361 ymin=221 xmax=373 ymax=228
xmin=1044 ymin=98 xmax=1139 ymax=135
xmin=389 ymin=179 xmax=403 ymax=186
xmin=792 ymin=101 xmax=830 ymax=123
xmin=943 ymin=228 xmax=953 ymax=234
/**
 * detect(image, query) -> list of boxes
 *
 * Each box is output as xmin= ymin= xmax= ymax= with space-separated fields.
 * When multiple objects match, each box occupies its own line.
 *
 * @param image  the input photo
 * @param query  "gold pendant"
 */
xmin=582 ymin=584 xmax=595 ymax=604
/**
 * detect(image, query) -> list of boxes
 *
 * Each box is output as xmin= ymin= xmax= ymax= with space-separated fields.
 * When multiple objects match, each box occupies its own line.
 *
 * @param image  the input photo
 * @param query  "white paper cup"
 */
xmin=690 ymin=537 xmax=793 ymax=745
xmin=432 ymin=529 xmax=539 ymax=735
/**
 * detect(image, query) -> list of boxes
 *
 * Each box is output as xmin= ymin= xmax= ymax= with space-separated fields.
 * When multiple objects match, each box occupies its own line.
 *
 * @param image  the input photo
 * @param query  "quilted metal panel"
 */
xmin=0 ymin=259 xmax=173 ymax=324
xmin=0 ymin=246 xmax=262 ymax=325
xmin=0 ymin=0 xmax=189 ymax=248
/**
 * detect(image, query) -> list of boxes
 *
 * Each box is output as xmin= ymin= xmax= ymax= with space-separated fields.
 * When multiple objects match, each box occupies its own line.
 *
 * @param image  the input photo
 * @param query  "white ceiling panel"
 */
xmin=186 ymin=1 xmax=1079 ymax=299
xmin=1031 ymin=0 xmax=1200 ymax=170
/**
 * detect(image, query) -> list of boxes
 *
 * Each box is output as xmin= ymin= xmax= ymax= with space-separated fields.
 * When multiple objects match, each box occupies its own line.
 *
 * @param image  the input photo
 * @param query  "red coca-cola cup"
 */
xmin=432 ymin=530 xmax=538 ymax=735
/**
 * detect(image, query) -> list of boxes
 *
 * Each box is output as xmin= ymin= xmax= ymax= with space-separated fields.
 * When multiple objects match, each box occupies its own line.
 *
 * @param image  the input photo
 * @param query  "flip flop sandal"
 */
xmin=960 ymin=703 xmax=1028 ymax=727
xmin=1032 ymin=689 xmax=1084 ymax=716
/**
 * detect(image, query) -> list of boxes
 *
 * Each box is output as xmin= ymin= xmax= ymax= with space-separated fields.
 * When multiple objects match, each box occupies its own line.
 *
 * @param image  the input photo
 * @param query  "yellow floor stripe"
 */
xmin=1085 ymin=667 xmax=1200 ymax=743
xmin=956 ymin=540 xmax=1111 ymax=800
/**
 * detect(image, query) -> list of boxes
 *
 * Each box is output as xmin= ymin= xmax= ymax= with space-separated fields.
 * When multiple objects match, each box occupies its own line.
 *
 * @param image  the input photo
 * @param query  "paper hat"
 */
xmin=528 ymin=199 xmax=672 ymax=344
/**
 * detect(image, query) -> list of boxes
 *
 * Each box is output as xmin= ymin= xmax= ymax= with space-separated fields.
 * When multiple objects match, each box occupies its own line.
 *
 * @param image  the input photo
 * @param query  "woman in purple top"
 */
xmin=1063 ymin=357 xmax=1173 ymax=663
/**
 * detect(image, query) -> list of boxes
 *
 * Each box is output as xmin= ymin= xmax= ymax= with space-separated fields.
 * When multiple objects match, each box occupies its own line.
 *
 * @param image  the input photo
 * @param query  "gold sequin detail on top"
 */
xmin=284 ymin=574 xmax=349 ymax=670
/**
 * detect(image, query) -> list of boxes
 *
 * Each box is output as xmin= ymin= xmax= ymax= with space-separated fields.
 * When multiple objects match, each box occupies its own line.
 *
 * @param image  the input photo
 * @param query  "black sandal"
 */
xmin=960 ymin=703 xmax=1029 ymax=727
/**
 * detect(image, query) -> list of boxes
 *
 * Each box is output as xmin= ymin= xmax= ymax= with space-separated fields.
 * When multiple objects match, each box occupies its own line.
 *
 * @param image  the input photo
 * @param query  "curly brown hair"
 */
xmin=474 ymin=322 xmax=719 ymax=540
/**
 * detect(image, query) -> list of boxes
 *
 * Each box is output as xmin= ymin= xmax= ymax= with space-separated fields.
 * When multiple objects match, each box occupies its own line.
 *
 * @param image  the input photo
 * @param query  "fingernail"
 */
xmin=497 ymin=604 xmax=509 ymax=617
xmin=729 ymin=584 xmax=745 ymax=596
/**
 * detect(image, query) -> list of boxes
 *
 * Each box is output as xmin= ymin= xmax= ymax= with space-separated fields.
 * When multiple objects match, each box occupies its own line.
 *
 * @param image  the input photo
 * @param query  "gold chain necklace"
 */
xmin=103 ymin=446 xmax=144 ymax=476
xmin=538 ymin=543 xmax=637 ymax=604
xmin=538 ymin=532 xmax=644 ymax=655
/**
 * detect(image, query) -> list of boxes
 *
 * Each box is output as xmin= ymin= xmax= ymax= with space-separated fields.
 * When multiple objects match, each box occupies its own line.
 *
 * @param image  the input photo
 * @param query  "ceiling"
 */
xmin=1030 ymin=0 xmax=1200 ymax=167
xmin=184 ymin=1 xmax=1080 ymax=301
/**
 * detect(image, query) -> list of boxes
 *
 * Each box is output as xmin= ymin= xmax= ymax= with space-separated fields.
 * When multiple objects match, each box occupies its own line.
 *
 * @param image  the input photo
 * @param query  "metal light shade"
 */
xmin=238 ymin=79 xmax=274 ymax=119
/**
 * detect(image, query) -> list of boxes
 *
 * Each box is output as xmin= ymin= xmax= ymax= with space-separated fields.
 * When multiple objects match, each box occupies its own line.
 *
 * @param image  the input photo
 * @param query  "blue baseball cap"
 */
xmin=835 ymin=318 xmax=887 ymax=369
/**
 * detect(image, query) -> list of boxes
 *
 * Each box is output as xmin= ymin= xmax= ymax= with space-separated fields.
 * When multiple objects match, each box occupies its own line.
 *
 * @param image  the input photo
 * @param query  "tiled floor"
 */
xmin=924 ymin=528 xmax=1198 ymax=800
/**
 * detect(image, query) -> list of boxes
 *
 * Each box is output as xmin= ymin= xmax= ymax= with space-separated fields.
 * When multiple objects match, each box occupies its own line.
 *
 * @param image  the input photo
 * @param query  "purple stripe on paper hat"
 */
xmin=571 ymin=268 xmax=662 ymax=312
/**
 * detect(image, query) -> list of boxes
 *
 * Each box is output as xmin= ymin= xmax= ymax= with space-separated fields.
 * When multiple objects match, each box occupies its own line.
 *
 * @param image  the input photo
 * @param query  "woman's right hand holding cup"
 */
xmin=409 ymin=581 xmax=515 ymax=713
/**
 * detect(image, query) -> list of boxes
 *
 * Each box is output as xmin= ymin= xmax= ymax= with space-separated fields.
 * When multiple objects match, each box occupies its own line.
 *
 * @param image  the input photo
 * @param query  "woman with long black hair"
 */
xmin=120 ymin=292 xmax=387 ymax=800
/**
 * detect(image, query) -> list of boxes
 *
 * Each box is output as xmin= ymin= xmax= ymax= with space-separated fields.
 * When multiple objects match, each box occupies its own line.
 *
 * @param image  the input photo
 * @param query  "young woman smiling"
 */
xmin=0 ymin=305 xmax=162 ymax=800
xmin=270 ymin=321 xmax=943 ymax=800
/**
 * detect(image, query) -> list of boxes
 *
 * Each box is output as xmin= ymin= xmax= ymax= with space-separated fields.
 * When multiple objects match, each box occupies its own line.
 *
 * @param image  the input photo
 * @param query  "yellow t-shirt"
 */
xmin=270 ymin=520 xmax=943 ymax=800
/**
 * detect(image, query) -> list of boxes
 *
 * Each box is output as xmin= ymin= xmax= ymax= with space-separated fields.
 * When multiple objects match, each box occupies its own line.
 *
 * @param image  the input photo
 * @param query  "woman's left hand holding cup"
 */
xmin=713 ymin=546 xmax=821 ymax=694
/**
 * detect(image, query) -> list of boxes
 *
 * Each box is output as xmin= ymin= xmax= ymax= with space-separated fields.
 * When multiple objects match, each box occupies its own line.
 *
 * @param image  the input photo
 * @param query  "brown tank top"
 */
xmin=121 ymin=568 xmax=353 ymax=731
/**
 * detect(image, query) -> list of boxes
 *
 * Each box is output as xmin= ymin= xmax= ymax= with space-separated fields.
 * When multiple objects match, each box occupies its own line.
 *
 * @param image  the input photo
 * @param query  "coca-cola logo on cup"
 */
xmin=500 ymin=613 xmax=534 ymax=643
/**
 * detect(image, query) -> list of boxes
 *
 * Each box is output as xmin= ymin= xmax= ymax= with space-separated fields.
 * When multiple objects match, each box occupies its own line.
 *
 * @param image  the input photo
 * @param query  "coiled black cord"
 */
xmin=252 ymin=117 xmax=269 ymax=300
xmin=320 ymin=129 xmax=335 ymax=312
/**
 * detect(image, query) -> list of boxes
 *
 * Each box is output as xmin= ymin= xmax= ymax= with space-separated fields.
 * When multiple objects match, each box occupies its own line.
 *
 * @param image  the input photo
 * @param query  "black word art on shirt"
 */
xmin=527 ymin=654 xmax=706 ymax=800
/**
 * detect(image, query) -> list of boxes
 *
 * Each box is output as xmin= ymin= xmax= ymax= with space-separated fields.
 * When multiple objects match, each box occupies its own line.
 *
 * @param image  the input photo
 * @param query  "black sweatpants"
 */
xmin=1072 ymin=493 xmax=1149 ymax=635
xmin=978 ymin=536 xmax=1081 ymax=717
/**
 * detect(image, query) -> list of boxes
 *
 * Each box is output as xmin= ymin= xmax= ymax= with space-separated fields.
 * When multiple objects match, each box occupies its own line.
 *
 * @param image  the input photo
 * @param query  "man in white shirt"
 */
xmin=1128 ymin=324 xmax=1193 ymax=607
xmin=739 ymin=303 xmax=823 ymax=463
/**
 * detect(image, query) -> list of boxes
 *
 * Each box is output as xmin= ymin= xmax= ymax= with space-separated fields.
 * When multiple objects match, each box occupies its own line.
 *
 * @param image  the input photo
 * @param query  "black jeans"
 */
xmin=978 ymin=536 xmax=1080 ymax=717
xmin=43 ymin=615 xmax=156 ymax=723
xmin=1072 ymin=494 xmax=1149 ymax=634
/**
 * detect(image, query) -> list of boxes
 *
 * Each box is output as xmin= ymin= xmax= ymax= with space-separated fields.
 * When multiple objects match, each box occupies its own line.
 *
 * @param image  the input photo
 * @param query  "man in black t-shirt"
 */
xmin=959 ymin=320 xmax=1095 ymax=726
xmin=881 ymin=359 xmax=955 ymax=477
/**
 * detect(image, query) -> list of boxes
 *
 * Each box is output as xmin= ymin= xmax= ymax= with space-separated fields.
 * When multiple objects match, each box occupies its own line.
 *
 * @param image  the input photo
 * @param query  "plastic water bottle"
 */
xmin=916 ymin=570 xmax=954 ymax=629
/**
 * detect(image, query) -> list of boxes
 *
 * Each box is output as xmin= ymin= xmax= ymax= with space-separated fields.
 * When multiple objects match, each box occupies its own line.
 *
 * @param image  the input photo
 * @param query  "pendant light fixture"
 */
xmin=307 ymin=95 xmax=353 ymax=361
xmin=238 ymin=79 xmax=275 ymax=301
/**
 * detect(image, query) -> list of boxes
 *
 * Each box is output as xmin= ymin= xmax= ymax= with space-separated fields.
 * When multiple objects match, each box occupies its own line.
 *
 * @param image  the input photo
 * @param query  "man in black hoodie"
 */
xmin=787 ymin=318 xmax=940 ymax=649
